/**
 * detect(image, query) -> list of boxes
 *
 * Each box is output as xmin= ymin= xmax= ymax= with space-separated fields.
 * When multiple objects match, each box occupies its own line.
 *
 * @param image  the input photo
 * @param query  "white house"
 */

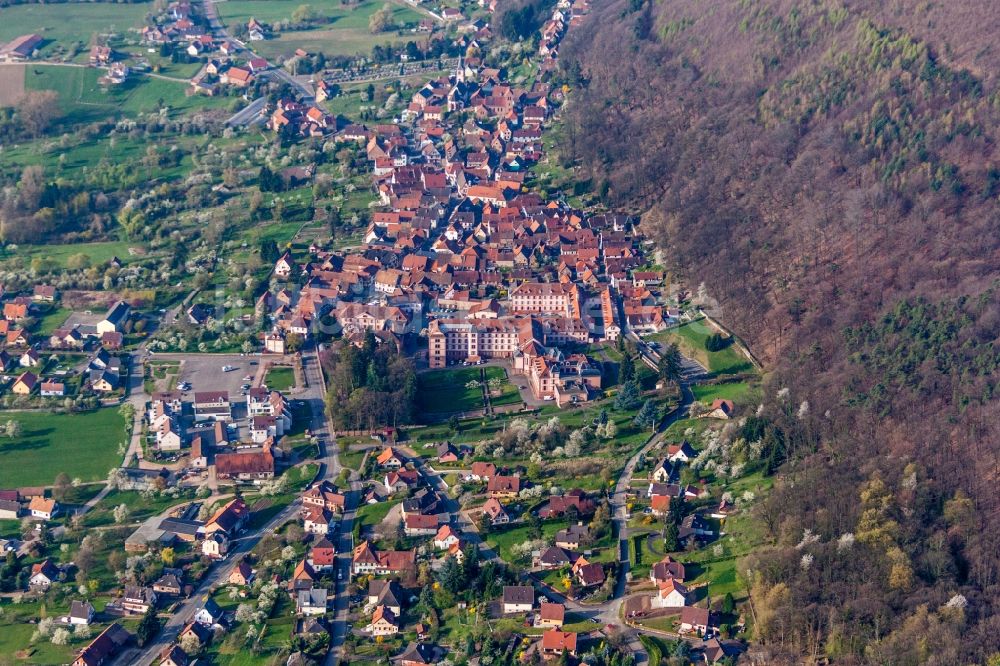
xmin=433 ymin=524 xmax=461 ymax=550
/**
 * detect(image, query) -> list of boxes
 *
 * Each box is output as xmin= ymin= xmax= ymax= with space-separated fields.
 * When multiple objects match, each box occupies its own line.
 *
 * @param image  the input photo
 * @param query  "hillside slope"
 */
xmin=557 ymin=1 xmax=1000 ymax=663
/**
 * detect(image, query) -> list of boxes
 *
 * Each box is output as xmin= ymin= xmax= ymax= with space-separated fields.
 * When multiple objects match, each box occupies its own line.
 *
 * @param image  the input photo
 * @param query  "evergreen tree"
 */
xmin=663 ymin=520 xmax=680 ymax=552
xmin=620 ymin=353 xmax=635 ymax=382
xmin=136 ymin=606 xmax=160 ymax=647
xmin=614 ymin=380 xmax=641 ymax=410
xmin=658 ymin=342 xmax=683 ymax=385
xmin=633 ymin=399 xmax=658 ymax=429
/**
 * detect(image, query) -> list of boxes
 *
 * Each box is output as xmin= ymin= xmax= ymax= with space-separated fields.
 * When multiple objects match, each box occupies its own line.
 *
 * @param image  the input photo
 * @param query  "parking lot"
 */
xmin=152 ymin=353 xmax=264 ymax=398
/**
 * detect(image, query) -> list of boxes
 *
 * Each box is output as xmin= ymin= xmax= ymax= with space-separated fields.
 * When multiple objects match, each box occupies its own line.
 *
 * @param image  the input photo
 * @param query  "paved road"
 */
xmin=127 ymin=346 xmax=340 ymax=665
xmin=200 ymin=0 xmax=314 ymax=100
xmin=226 ymin=96 xmax=267 ymax=127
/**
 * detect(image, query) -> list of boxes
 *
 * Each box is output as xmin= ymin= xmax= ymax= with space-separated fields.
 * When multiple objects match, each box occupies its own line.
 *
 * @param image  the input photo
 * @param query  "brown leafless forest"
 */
xmin=557 ymin=0 xmax=1000 ymax=662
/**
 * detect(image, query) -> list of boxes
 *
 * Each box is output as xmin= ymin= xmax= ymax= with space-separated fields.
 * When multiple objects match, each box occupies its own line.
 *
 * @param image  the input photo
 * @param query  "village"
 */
xmin=0 ymin=0 xmax=767 ymax=664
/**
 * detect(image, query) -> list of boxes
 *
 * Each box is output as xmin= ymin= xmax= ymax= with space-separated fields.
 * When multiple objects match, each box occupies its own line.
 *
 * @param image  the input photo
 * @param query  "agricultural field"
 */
xmin=23 ymin=65 xmax=232 ymax=123
xmin=217 ymin=0 xmax=426 ymax=59
xmin=0 ymin=64 xmax=26 ymax=106
xmin=0 ymin=408 xmax=127 ymax=487
xmin=0 ymin=3 xmax=150 ymax=62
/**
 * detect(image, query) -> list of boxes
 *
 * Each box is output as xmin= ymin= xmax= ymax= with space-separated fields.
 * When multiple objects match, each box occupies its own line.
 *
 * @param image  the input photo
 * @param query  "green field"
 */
xmin=0 ymin=4 xmax=150 ymax=60
xmin=692 ymin=381 xmax=755 ymax=404
xmin=416 ymin=367 xmax=485 ymax=416
xmin=484 ymin=366 xmax=522 ymax=406
xmin=265 ymin=365 xmax=295 ymax=392
xmin=0 ymin=240 xmax=140 ymax=269
xmin=651 ymin=318 xmax=754 ymax=376
xmin=485 ymin=522 xmax=563 ymax=563
xmin=217 ymin=0 xmax=426 ymax=58
xmin=0 ymin=409 xmax=126 ymax=487
xmin=24 ymin=65 xmax=231 ymax=123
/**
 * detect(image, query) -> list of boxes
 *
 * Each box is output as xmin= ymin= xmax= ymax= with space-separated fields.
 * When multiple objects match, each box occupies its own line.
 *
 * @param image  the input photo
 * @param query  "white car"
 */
xmin=221 ymin=365 xmax=236 ymax=372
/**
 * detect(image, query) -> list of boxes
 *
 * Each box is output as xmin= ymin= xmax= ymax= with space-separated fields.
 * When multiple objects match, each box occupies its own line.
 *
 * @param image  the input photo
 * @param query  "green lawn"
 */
xmin=24 ymin=65 xmax=232 ymax=123
xmin=35 ymin=305 xmax=72 ymax=336
xmin=416 ymin=367 xmax=485 ymax=416
xmin=485 ymin=522 xmax=563 ymax=563
xmin=0 ymin=409 xmax=126 ymax=487
xmin=0 ymin=240 xmax=140 ymax=269
xmin=0 ymin=4 xmax=149 ymax=60
xmin=217 ymin=0 xmax=425 ymax=58
xmin=651 ymin=318 xmax=754 ymax=376
xmin=356 ymin=500 xmax=394 ymax=532
xmin=265 ymin=365 xmax=295 ymax=392
xmin=692 ymin=381 xmax=755 ymax=404
xmin=0 ymin=599 xmax=98 ymax=665
xmin=484 ymin=366 xmax=522 ymax=406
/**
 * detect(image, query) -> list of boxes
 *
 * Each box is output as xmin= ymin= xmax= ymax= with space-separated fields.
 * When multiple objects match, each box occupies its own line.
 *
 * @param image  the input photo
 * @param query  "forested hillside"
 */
xmin=556 ymin=0 xmax=1000 ymax=662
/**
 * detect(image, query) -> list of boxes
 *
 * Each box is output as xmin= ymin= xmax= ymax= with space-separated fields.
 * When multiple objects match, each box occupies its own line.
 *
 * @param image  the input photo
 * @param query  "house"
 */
xmin=160 ymin=645 xmax=190 ymax=666
xmin=29 ymin=497 xmax=58 ymax=520
xmin=367 ymin=605 xmax=399 ymax=636
xmin=537 ymin=546 xmax=572 ymax=570
xmin=468 ymin=461 xmax=496 ymax=481
xmin=302 ymin=480 xmax=346 ymax=513
xmin=650 ymin=458 xmax=672 ymax=483
xmin=376 ymin=446 xmax=405 ymax=468
xmin=290 ymin=559 xmax=319 ymax=591
xmin=309 ymin=538 xmax=336 ymax=571
xmin=667 ymin=441 xmax=697 ymax=463
xmin=229 ymin=560 xmax=254 ymax=586
xmin=541 ymin=629 xmax=577 ymax=657
xmin=403 ymin=513 xmax=440 ymax=536
xmin=679 ymin=606 xmax=716 ymax=636
xmin=385 ymin=468 xmax=420 ymax=494
xmin=708 ymin=399 xmax=735 ymax=419
xmin=650 ymin=556 xmax=686 ymax=585
xmin=296 ymin=587 xmax=328 ymax=616
xmin=433 ymin=524 xmax=461 ymax=550
xmin=654 ymin=579 xmax=688 ymax=608
xmin=70 ymin=600 xmax=95 ymax=626
xmin=0 ymin=34 xmax=43 ymax=62
xmin=193 ymin=391 xmax=231 ymax=422
xmin=97 ymin=300 xmax=131 ymax=335
xmin=178 ymin=622 xmax=212 ymax=649
xmin=538 ymin=602 xmax=565 ymax=628
xmin=501 ymin=585 xmax=533 ymax=614
xmin=194 ymin=597 xmax=223 ymax=627
xmin=153 ymin=573 xmax=184 ymax=597
xmin=204 ymin=498 xmax=250 ymax=537
xmin=395 ymin=642 xmax=447 ymax=666
xmin=40 ymin=381 xmax=66 ymax=397
xmin=554 ymin=524 xmax=589 ymax=551
xmin=487 ymin=475 xmax=520 ymax=499
xmin=223 ymin=66 xmax=253 ymax=87
xmin=575 ymin=562 xmax=605 ymax=588
xmin=0 ymin=499 xmax=20 ymax=520
xmin=481 ymin=497 xmax=510 ymax=525
xmin=11 ymin=371 xmax=38 ymax=395
xmin=72 ymin=623 xmax=131 ymax=666
xmin=122 ymin=585 xmax=157 ymax=614
xmin=367 ymin=579 xmax=403 ymax=615
xmin=215 ymin=446 xmax=275 ymax=480
xmin=274 ymin=252 xmax=297 ymax=278
xmin=303 ymin=506 xmax=334 ymax=535
xmin=436 ymin=442 xmax=460 ymax=463
xmin=352 ymin=541 xmax=416 ymax=576
xmin=30 ymin=559 xmax=60 ymax=588
xmin=538 ymin=490 xmax=595 ymax=519
xmin=19 ymin=349 xmax=40 ymax=367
